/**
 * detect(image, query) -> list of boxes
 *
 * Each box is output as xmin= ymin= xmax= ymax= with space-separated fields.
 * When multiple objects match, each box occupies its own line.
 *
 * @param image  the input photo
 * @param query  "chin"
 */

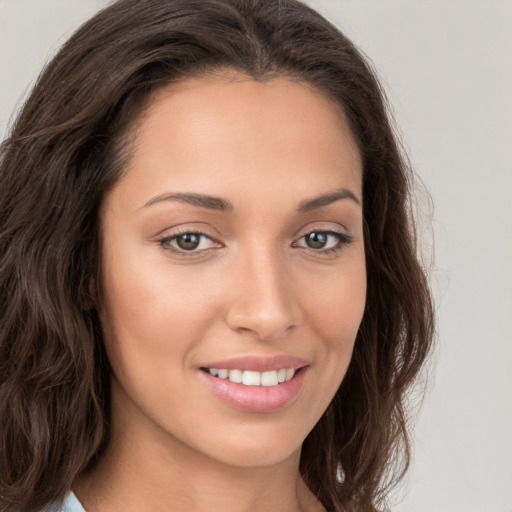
xmin=182 ymin=417 xmax=310 ymax=469
xmin=206 ymin=438 xmax=302 ymax=469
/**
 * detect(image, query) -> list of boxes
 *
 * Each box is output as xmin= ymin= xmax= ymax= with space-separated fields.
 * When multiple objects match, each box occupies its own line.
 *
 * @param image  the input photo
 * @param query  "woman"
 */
xmin=0 ymin=1 xmax=434 ymax=511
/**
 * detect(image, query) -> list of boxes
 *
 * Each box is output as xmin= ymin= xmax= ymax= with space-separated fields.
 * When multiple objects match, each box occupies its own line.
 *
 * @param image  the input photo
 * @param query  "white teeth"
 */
xmin=242 ymin=370 xmax=261 ymax=386
xmin=217 ymin=369 xmax=229 ymax=379
xmin=207 ymin=367 xmax=298 ymax=386
xmin=228 ymin=369 xmax=243 ymax=383
xmin=285 ymin=368 xmax=295 ymax=381
xmin=261 ymin=370 xmax=278 ymax=387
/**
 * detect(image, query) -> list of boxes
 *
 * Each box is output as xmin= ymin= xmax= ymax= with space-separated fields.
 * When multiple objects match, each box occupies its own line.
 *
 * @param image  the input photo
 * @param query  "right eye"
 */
xmin=158 ymin=232 xmax=219 ymax=254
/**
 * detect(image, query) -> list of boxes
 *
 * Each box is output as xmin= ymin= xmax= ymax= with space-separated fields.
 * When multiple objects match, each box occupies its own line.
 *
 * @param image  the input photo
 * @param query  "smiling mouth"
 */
xmin=200 ymin=367 xmax=299 ymax=387
xmin=200 ymin=363 xmax=308 ymax=412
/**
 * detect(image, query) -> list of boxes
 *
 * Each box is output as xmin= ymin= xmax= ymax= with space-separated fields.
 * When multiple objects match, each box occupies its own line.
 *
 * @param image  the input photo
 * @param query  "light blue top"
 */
xmin=44 ymin=492 xmax=85 ymax=512
xmin=62 ymin=493 xmax=86 ymax=512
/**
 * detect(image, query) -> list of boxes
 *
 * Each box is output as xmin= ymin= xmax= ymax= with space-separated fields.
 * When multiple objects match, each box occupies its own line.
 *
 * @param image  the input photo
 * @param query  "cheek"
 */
xmin=299 ymin=251 xmax=366 ymax=398
xmin=285 ymin=252 xmax=366 ymax=436
xmin=98 ymin=260 xmax=222 ymax=432
xmin=98 ymin=248 xmax=221 ymax=381
xmin=305 ymin=258 xmax=366 ymax=347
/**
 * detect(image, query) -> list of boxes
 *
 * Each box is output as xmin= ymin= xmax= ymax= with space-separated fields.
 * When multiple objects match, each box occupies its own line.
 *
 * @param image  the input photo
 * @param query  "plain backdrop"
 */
xmin=1 ymin=1 xmax=511 ymax=511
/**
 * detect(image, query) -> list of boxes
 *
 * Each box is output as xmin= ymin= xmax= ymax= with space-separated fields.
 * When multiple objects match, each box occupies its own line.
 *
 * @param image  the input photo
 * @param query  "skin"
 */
xmin=74 ymin=72 xmax=366 ymax=512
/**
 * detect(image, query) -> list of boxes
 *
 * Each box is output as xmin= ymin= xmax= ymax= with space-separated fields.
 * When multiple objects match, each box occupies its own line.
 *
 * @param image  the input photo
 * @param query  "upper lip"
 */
xmin=201 ymin=355 xmax=309 ymax=372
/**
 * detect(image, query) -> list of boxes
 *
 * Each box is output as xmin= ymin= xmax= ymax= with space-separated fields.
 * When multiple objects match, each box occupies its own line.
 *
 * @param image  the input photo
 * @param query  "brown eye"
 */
xmin=294 ymin=230 xmax=354 ymax=254
xmin=176 ymin=233 xmax=201 ymax=251
xmin=159 ymin=231 xmax=220 ymax=255
xmin=304 ymin=232 xmax=328 ymax=249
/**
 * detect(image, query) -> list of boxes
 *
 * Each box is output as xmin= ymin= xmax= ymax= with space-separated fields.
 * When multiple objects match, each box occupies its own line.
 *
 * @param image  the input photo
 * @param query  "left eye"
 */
xmin=160 ymin=232 xmax=217 ymax=252
xmin=294 ymin=230 xmax=350 ymax=251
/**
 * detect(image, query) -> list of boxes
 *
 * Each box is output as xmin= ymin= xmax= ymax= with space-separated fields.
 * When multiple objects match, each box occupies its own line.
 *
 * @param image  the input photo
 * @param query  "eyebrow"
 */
xmin=142 ymin=187 xmax=361 ymax=212
xmin=142 ymin=192 xmax=233 ymax=211
xmin=297 ymin=188 xmax=361 ymax=212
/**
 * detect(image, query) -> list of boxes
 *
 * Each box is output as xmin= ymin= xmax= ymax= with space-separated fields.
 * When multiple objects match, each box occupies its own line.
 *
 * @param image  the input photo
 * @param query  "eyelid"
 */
xmin=293 ymin=221 xmax=351 ymax=240
xmin=294 ymin=229 xmax=350 ymax=244
xmin=152 ymin=221 xmax=220 ymax=239
xmin=292 ymin=227 xmax=354 ymax=254
xmin=157 ymin=228 xmax=223 ymax=256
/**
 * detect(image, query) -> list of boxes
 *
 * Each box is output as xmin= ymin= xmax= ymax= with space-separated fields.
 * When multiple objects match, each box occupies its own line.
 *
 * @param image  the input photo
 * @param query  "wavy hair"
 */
xmin=0 ymin=1 xmax=434 ymax=511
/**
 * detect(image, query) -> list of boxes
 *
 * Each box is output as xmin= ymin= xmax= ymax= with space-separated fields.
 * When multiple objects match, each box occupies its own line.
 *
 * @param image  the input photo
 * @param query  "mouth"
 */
xmin=199 ymin=357 xmax=309 ymax=413
xmin=200 ymin=366 xmax=302 ymax=387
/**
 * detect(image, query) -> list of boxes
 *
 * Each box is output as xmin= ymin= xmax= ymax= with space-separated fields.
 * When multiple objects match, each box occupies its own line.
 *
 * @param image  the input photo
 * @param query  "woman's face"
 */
xmin=99 ymin=73 xmax=366 ymax=468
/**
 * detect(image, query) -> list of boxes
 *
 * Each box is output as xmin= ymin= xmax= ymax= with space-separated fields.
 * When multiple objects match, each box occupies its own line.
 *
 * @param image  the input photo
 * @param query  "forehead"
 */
xmin=109 ymin=73 xmax=362 ymax=211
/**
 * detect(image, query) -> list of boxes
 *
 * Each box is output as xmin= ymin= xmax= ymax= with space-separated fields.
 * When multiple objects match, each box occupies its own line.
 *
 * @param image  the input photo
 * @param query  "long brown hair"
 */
xmin=0 ymin=1 xmax=434 ymax=511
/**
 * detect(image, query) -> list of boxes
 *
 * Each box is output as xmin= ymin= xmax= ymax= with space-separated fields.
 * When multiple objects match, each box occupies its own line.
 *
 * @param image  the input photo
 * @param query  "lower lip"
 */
xmin=200 ymin=367 xmax=307 ymax=413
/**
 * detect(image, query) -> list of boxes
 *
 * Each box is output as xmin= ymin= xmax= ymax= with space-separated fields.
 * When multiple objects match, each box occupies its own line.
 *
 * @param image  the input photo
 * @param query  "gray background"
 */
xmin=1 ymin=1 xmax=511 ymax=511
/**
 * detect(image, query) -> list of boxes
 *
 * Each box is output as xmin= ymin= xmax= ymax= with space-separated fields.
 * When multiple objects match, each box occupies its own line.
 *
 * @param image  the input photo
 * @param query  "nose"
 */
xmin=225 ymin=246 xmax=302 ymax=341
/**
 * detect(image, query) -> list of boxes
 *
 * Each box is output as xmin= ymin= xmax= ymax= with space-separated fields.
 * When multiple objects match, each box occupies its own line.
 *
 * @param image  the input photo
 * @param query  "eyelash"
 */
xmin=157 ymin=229 xmax=354 ymax=257
xmin=293 ymin=230 xmax=354 ymax=255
